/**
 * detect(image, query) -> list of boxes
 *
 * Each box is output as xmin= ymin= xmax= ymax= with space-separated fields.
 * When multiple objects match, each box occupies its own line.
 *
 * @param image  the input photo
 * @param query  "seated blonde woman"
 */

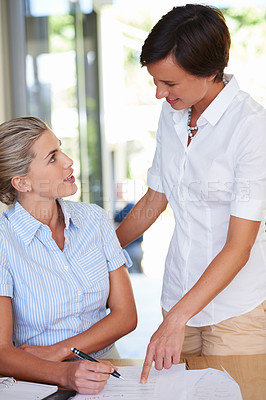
xmin=0 ymin=116 xmax=137 ymax=395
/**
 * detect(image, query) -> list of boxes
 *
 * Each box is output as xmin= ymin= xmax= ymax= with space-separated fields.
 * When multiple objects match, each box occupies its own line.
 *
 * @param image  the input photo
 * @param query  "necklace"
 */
xmin=187 ymin=78 xmax=228 ymax=140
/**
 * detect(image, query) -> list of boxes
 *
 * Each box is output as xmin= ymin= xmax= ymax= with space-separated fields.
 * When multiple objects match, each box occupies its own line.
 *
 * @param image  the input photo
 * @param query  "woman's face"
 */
xmin=147 ymin=55 xmax=215 ymax=111
xmin=26 ymin=129 xmax=77 ymax=200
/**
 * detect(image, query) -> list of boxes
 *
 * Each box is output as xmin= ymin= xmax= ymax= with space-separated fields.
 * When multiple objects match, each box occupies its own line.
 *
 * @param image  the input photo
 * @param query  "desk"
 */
xmin=4 ymin=356 xmax=264 ymax=399
xmin=108 ymin=354 xmax=266 ymax=400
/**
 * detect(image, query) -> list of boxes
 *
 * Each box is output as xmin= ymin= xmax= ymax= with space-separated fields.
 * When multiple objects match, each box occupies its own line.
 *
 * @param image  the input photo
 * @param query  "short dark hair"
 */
xmin=140 ymin=4 xmax=231 ymax=82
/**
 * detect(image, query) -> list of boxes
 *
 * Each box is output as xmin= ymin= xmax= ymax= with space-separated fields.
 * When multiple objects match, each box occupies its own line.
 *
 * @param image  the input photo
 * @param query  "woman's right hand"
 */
xmin=62 ymin=360 xmax=115 ymax=394
xmin=140 ymin=311 xmax=185 ymax=383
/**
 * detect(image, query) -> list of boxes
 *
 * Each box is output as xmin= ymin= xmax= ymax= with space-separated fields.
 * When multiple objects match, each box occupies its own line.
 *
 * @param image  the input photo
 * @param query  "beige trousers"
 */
xmin=162 ymin=300 xmax=266 ymax=356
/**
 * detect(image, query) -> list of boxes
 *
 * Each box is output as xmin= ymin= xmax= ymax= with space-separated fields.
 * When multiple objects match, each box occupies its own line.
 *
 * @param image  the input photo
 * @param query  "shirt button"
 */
xmin=78 ymin=290 xmax=82 ymax=296
xmin=64 ymin=265 xmax=69 ymax=271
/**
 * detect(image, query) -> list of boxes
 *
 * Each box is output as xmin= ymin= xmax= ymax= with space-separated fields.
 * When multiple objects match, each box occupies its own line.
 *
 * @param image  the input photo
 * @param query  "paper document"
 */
xmin=71 ymin=364 xmax=186 ymax=400
xmin=186 ymin=368 xmax=243 ymax=399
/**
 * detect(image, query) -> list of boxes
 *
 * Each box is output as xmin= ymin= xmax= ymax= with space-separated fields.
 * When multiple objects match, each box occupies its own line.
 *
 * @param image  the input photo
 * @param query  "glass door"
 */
xmin=23 ymin=0 xmax=103 ymax=204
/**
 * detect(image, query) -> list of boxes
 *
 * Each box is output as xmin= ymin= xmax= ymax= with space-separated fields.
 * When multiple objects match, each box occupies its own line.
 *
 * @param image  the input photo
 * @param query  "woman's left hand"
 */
xmin=18 ymin=343 xmax=61 ymax=361
xmin=140 ymin=312 xmax=186 ymax=383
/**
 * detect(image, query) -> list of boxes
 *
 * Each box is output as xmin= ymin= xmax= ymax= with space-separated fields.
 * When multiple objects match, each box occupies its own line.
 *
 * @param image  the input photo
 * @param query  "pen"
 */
xmin=71 ymin=347 xmax=124 ymax=380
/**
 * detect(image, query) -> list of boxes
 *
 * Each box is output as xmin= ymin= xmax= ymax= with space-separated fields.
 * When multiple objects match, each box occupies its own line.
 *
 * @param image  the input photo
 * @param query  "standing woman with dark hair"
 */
xmin=0 ymin=117 xmax=137 ymax=394
xmin=116 ymin=4 xmax=266 ymax=383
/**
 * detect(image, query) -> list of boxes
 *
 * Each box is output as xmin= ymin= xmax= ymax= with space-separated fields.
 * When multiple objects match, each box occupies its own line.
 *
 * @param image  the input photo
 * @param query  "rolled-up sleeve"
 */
xmin=99 ymin=208 xmax=132 ymax=271
xmin=0 ymin=246 xmax=13 ymax=297
xmin=230 ymin=115 xmax=266 ymax=221
xmin=147 ymin=112 xmax=165 ymax=194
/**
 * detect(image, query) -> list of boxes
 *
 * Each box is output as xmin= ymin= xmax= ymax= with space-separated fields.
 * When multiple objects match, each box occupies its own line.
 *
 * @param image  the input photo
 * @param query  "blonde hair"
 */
xmin=0 ymin=116 xmax=49 ymax=205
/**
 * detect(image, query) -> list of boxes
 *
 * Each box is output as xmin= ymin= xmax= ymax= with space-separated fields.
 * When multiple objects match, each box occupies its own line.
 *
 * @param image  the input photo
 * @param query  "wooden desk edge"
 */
xmin=103 ymin=357 xmax=186 ymax=367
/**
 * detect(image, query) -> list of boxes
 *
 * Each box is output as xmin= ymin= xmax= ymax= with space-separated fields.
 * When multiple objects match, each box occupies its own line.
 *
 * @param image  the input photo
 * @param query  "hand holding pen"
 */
xmin=71 ymin=347 xmax=124 ymax=380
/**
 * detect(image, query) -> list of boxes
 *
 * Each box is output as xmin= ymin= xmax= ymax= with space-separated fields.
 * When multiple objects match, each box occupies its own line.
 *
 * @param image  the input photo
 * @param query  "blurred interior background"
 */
xmin=0 ymin=0 xmax=265 ymax=358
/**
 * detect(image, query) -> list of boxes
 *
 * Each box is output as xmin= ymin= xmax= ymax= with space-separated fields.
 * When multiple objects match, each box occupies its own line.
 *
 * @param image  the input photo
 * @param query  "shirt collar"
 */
xmin=6 ymin=199 xmax=81 ymax=246
xmin=168 ymin=74 xmax=239 ymax=127
xmin=6 ymin=202 xmax=43 ymax=246
xmin=166 ymin=102 xmax=187 ymax=125
xmin=57 ymin=198 xmax=82 ymax=230
xmin=200 ymin=74 xmax=239 ymax=126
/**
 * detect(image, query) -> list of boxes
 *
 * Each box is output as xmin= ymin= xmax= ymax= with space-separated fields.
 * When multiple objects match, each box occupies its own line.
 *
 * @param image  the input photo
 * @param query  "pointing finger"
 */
xmin=140 ymin=349 xmax=154 ymax=384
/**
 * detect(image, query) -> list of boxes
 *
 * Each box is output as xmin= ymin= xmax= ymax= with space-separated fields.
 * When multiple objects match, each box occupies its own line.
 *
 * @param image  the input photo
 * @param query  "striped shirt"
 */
xmin=0 ymin=199 xmax=131 ymax=357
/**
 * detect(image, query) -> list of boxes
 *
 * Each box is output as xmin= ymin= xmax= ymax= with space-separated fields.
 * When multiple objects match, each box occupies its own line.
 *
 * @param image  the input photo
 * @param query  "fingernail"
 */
xmin=140 ymin=378 xmax=146 ymax=384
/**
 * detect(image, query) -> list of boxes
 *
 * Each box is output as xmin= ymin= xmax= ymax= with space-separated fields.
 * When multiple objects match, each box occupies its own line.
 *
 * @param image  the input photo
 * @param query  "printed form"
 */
xmin=72 ymin=364 xmax=186 ymax=399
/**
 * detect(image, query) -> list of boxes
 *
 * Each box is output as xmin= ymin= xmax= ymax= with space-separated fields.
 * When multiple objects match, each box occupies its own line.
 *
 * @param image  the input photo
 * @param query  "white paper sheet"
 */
xmin=186 ymin=368 xmax=243 ymax=400
xmin=71 ymin=364 xmax=186 ymax=400
xmin=71 ymin=364 xmax=242 ymax=400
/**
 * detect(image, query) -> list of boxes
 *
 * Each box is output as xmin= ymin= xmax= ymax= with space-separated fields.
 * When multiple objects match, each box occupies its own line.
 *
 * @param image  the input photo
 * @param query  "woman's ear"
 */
xmin=11 ymin=176 xmax=31 ymax=193
xmin=207 ymin=73 xmax=218 ymax=82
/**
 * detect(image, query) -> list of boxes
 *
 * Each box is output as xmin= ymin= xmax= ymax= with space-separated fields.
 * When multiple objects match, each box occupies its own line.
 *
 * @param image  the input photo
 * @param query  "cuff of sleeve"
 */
xmin=122 ymin=249 xmax=133 ymax=268
xmin=147 ymin=168 xmax=164 ymax=193
xmin=107 ymin=249 xmax=132 ymax=272
xmin=230 ymin=197 xmax=266 ymax=221
xmin=0 ymin=284 xmax=13 ymax=297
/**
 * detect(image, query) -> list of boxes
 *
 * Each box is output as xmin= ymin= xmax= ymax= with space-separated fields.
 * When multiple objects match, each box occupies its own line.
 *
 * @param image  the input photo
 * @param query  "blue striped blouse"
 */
xmin=0 ymin=199 xmax=131 ymax=357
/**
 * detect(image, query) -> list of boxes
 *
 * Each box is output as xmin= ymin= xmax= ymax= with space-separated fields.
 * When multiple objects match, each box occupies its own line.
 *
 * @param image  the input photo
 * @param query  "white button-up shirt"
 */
xmin=148 ymin=75 xmax=266 ymax=326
